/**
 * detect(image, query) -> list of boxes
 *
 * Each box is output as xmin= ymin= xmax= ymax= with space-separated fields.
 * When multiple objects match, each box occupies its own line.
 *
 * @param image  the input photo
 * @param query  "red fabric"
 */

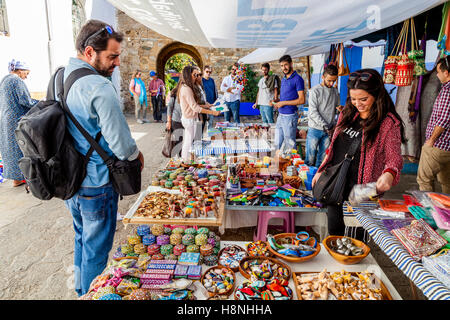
xmin=319 ymin=111 xmax=403 ymax=186
xmin=148 ymin=78 xmax=164 ymax=96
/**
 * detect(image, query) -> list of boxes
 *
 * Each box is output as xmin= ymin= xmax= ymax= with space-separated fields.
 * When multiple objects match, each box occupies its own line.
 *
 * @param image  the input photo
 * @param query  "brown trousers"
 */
xmin=417 ymin=144 xmax=450 ymax=194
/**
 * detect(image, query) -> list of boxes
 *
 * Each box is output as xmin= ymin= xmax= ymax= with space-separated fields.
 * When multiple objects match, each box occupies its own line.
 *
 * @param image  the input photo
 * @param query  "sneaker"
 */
xmin=137 ymin=119 xmax=144 ymax=124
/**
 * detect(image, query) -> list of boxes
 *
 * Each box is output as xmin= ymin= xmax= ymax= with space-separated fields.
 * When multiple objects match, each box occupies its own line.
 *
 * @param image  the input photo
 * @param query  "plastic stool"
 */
xmin=254 ymin=211 xmax=295 ymax=241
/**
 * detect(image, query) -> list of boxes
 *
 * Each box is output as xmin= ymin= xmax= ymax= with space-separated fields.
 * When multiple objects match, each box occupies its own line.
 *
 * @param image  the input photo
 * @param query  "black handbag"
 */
xmin=59 ymin=68 xmax=141 ymax=196
xmin=312 ymin=137 xmax=361 ymax=206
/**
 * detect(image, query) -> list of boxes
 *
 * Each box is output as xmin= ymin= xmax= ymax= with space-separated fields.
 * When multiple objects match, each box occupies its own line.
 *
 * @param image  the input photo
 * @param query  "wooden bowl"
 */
xmin=201 ymin=266 xmax=236 ymax=298
xmin=234 ymin=283 xmax=294 ymax=300
xmin=267 ymin=233 xmax=321 ymax=263
xmin=322 ymin=236 xmax=370 ymax=265
xmin=245 ymin=241 xmax=272 ymax=257
xmin=217 ymin=245 xmax=248 ymax=272
xmin=238 ymin=256 xmax=291 ymax=281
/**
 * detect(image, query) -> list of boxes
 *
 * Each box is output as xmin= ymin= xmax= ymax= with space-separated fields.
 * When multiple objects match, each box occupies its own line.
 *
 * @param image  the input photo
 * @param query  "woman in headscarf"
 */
xmin=0 ymin=59 xmax=37 ymax=187
xmin=129 ymin=70 xmax=148 ymax=124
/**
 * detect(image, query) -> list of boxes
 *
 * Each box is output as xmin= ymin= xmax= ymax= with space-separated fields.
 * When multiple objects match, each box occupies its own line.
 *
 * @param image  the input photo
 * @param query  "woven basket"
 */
xmin=282 ymin=172 xmax=302 ymax=189
xmin=278 ymin=157 xmax=291 ymax=172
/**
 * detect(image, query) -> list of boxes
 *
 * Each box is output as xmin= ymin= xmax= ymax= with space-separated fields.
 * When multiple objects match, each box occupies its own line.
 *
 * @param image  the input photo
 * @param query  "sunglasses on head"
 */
xmin=348 ymin=71 xmax=372 ymax=82
xmin=84 ymin=25 xmax=114 ymax=48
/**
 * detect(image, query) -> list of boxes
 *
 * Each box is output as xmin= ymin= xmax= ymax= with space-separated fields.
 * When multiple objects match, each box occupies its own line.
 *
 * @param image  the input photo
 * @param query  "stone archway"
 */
xmin=156 ymin=42 xmax=203 ymax=84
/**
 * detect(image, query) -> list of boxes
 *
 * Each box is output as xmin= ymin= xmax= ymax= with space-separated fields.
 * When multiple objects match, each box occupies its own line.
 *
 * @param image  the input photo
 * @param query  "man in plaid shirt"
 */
xmin=417 ymin=56 xmax=450 ymax=194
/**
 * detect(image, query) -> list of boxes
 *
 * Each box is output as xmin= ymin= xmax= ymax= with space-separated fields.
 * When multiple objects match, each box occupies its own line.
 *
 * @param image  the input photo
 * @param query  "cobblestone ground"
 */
xmin=0 ymin=115 xmax=426 ymax=300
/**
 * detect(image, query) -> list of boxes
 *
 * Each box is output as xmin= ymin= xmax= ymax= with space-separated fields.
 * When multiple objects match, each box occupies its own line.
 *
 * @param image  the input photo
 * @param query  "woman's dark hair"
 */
xmin=75 ymin=20 xmax=123 ymax=54
xmin=170 ymin=81 xmax=181 ymax=98
xmin=339 ymin=68 xmax=406 ymax=144
xmin=177 ymin=65 xmax=201 ymax=103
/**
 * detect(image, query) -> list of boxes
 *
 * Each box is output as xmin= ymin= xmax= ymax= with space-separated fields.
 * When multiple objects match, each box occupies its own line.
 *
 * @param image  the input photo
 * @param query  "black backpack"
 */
xmin=15 ymin=67 xmax=98 ymax=200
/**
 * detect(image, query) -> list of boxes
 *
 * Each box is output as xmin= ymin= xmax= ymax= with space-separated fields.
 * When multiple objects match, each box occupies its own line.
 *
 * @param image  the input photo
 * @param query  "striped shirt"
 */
xmin=426 ymin=81 xmax=450 ymax=151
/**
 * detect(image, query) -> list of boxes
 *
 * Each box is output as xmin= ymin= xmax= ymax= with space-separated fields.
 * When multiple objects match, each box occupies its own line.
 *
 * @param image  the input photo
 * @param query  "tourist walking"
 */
xmin=312 ymin=69 xmax=405 ymax=237
xmin=220 ymin=62 xmax=243 ymax=123
xmin=305 ymin=64 xmax=340 ymax=167
xmin=129 ymin=70 xmax=149 ymax=123
xmin=417 ymin=56 xmax=450 ymax=194
xmin=253 ymin=62 xmax=278 ymax=124
xmin=178 ymin=65 xmax=220 ymax=161
xmin=62 ymin=20 xmax=144 ymax=296
xmin=0 ymin=59 xmax=37 ymax=187
xmin=149 ymin=70 xmax=165 ymax=123
xmin=202 ymin=65 xmax=218 ymax=129
xmin=273 ymin=55 xmax=305 ymax=150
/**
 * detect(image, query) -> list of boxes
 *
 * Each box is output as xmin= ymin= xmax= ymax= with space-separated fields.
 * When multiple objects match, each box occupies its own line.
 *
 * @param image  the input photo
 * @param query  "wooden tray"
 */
xmin=217 ymin=245 xmax=248 ymax=272
xmin=113 ymin=256 xmax=139 ymax=262
xmin=322 ymin=236 xmax=370 ymax=265
xmin=267 ymin=233 xmax=321 ymax=263
xmin=238 ymin=256 xmax=291 ymax=281
xmin=123 ymin=200 xmax=225 ymax=227
xmin=201 ymin=266 xmax=236 ymax=298
xmin=292 ymin=271 xmax=393 ymax=300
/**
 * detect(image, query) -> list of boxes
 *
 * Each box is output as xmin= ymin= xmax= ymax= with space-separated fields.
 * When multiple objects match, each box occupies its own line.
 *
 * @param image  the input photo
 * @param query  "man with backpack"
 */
xmin=60 ymin=20 xmax=143 ymax=296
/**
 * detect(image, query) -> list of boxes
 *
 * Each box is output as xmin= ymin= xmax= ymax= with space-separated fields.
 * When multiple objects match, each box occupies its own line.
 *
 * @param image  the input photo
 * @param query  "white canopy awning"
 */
xmin=108 ymin=0 xmax=444 ymax=56
xmin=238 ymin=40 xmax=387 ymax=64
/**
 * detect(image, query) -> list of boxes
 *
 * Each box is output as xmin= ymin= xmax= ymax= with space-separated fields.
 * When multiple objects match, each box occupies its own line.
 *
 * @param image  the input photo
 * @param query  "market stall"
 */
xmin=79 ymin=223 xmax=402 ymax=300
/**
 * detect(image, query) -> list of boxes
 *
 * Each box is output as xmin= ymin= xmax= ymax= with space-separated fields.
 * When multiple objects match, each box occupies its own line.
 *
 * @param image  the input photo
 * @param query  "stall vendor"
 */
xmin=273 ymin=55 xmax=305 ymax=151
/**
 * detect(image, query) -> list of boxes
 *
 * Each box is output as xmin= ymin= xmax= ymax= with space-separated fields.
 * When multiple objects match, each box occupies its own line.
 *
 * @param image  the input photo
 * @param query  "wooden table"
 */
xmin=194 ymin=240 xmax=402 ymax=300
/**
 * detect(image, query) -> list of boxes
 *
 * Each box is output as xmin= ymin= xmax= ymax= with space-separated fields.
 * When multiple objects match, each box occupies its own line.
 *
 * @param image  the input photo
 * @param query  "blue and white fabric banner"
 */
xmin=108 ymin=0 xmax=444 ymax=51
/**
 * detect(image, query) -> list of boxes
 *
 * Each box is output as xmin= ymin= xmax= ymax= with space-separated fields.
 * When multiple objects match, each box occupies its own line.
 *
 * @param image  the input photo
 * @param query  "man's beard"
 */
xmin=283 ymin=67 xmax=292 ymax=75
xmin=93 ymin=57 xmax=114 ymax=77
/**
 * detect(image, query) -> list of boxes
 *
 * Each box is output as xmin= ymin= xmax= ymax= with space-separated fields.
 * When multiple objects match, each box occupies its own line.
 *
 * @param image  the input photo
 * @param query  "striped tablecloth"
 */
xmin=190 ymin=138 xmax=273 ymax=156
xmin=356 ymin=209 xmax=450 ymax=300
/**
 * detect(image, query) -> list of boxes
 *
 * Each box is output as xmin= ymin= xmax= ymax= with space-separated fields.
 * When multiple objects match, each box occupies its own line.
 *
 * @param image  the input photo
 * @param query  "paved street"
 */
xmin=0 ymin=115 xmax=425 ymax=300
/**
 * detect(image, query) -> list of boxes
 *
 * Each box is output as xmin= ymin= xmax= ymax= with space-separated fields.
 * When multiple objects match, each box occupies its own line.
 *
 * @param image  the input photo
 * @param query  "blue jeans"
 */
xmin=224 ymin=100 xmax=240 ymax=123
xmin=207 ymin=114 xmax=215 ymax=129
xmin=305 ymin=127 xmax=330 ymax=167
xmin=64 ymin=183 xmax=119 ymax=296
xmin=275 ymin=112 xmax=298 ymax=150
xmin=260 ymin=105 xmax=274 ymax=123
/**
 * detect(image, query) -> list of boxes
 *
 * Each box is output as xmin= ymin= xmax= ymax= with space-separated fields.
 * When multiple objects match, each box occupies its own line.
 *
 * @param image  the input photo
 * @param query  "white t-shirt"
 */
xmin=220 ymin=75 xmax=243 ymax=102
xmin=257 ymin=77 xmax=277 ymax=106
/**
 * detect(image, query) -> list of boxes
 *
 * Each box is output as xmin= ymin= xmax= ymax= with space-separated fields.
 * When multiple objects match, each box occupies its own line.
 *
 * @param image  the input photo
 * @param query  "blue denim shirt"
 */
xmin=60 ymin=58 xmax=138 ymax=187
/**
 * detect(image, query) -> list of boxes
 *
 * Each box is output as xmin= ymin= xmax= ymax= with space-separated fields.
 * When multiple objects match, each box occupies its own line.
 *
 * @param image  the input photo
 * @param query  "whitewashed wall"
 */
xmin=0 ymin=0 xmax=119 ymax=98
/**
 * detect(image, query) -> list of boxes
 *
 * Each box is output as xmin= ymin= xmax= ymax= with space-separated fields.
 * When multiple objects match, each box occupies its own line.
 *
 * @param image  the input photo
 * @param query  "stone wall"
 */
xmin=117 ymin=10 xmax=310 ymax=113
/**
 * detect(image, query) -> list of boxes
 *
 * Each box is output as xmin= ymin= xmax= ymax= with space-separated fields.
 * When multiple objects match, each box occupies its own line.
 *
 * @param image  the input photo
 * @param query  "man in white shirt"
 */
xmin=253 ymin=63 xmax=278 ymax=123
xmin=220 ymin=62 xmax=243 ymax=123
